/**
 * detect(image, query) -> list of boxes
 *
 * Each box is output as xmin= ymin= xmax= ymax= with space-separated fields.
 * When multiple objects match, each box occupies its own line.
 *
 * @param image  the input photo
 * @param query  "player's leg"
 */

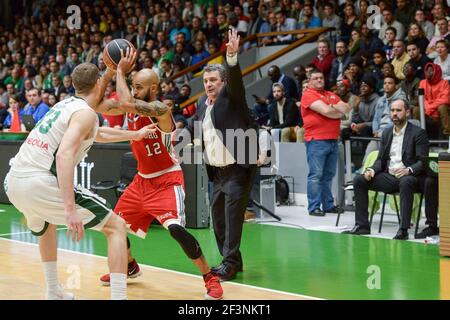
xmin=99 ymin=213 xmax=128 ymax=299
xmin=167 ymin=223 xmax=223 ymax=300
xmin=38 ymin=223 xmax=75 ymax=300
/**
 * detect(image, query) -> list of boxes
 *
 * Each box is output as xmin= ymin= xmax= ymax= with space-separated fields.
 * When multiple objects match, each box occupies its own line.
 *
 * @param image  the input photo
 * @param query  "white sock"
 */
xmin=42 ymin=261 xmax=59 ymax=292
xmin=110 ymin=273 xmax=127 ymax=300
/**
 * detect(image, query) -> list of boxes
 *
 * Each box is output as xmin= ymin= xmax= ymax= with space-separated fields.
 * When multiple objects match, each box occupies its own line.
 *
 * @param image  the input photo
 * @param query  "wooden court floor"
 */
xmin=0 ymin=238 xmax=309 ymax=300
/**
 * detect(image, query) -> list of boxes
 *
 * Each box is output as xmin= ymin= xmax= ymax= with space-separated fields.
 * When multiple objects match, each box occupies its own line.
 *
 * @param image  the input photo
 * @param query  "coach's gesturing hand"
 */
xmin=66 ymin=209 xmax=85 ymax=242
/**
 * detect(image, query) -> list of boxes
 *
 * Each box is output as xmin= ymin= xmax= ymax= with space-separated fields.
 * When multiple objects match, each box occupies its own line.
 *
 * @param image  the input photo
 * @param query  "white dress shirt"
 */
xmin=388 ymin=122 xmax=408 ymax=175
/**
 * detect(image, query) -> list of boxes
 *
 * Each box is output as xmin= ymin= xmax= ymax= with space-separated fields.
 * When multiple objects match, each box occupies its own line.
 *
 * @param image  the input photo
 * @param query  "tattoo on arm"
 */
xmin=134 ymin=99 xmax=169 ymax=117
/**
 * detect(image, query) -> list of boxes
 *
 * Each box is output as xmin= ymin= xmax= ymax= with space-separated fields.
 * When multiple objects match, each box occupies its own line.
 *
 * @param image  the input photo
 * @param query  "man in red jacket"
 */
xmin=311 ymin=39 xmax=335 ymax=85
xmin=416 ymin=63 xmax=450 ymax=138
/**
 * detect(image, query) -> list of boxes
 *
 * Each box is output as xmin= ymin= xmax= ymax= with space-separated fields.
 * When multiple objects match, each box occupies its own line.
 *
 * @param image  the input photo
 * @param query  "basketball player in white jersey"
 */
xmin=3 ymin=63 xmax=159 ymax=300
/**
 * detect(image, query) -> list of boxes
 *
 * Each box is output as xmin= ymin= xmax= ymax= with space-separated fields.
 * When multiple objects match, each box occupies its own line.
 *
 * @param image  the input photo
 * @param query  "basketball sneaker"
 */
xmin=204 ymin=272 xmax=223 ymax=300
xmin=100 ymin=259 xmax=142 ymax=286
xmin=45 ymin=284 xmax=75 ymax=300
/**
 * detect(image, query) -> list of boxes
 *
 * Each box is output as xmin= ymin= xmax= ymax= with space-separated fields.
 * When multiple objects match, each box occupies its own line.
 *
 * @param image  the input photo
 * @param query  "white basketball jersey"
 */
xmin=11 ymin=96 xmax=98 ymax=174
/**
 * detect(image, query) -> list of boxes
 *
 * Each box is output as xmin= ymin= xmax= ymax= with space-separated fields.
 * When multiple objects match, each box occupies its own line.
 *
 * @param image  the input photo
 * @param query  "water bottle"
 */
xmin=424 ymin=236 xmax=440 ymax=245
xmin=103 ymin=118 xmax=109 ymax=127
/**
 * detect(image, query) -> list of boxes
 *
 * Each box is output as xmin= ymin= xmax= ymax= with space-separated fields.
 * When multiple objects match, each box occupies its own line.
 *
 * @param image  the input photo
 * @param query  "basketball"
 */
xmin=102 ymin=39 xmax=135 ymax=70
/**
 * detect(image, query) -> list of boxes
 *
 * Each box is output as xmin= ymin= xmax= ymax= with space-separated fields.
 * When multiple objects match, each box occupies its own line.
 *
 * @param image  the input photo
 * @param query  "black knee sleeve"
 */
xmin=168 ymin=224 xmax=202 ymax=260
xmin=127 ymin=237 xmax=130 ymax=249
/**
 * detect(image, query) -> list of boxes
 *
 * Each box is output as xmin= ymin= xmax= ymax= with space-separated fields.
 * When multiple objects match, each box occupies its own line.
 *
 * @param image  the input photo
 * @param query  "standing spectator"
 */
xmin=301 ymin=70 xmax=351 ymax=216
xmin=23 ymin=88 xmax=49 ymax=123
xmin=391 ymin=40 xmax=411 ymax=80
xmin=264 ymin=82 xmax=301 ymax=142
xmin=379 ymin=8 xmax=406 ymax=44
xmin=343 ymin=99 xmax=428 ymax=240
xmin=311 ymin=39 xmax=335 ymax=82
xmin=434 ymin=40 xmax=450 ymax=81
xmin=416 ymin=63 xmax=450 ymax=138
xmin=406 ymin=41 xmax=432 ymax=79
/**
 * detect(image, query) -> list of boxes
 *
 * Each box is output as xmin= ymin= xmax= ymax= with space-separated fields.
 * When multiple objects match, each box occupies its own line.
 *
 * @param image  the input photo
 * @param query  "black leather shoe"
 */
xmin=342 ymin=225 xmax=370 ymax=235
xmin=393 ymin=228 xmax=409 ymax=240
xmin=211 ymin=263 xmax=243 ymax=273
xmin=309 ymin=209 xmax=325 ymax=216
xmin=324 ymin=206 xmax=340 ymax=214
xmin=214 ymin=264 xmax=237 ymax=282
xmin=415 ymin=226 xmax=439 ymax=239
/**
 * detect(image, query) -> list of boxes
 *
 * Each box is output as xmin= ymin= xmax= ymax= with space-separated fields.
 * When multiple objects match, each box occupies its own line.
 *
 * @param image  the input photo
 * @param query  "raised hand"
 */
xmin=226 ymin=27 xmax=240 ymax=56
xmin=117 ymin=46 xmax=137 ymax=74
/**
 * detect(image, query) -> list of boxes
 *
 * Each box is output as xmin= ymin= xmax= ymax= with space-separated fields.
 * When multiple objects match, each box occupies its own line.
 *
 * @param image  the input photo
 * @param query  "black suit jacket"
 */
xmin=185 ymin=62 xmax=257 ymax=180
xmin=370 ymin=122 xmax=429 ymax=176
xmin=268 ymin=97 xmax=301 ymax=129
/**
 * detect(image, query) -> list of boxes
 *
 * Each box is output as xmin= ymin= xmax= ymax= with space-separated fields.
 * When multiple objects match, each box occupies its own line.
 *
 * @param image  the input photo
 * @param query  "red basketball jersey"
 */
xmin=127 ymin=113 xmax=179 ymax=177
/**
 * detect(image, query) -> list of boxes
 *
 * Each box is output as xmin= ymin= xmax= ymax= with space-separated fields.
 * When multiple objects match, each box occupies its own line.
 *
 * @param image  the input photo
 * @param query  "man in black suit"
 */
xmin=184 ymin=28 xmax=257 ymax=281
xmin=343 ymin=99 xmax=429 ymax=240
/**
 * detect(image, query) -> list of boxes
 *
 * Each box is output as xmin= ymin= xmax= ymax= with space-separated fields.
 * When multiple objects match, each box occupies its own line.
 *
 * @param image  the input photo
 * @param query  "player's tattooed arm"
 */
xmin=133 ymin=99 xmax=169 ymax=117
xmin=96 ymin=98 xmax=125 ymax=115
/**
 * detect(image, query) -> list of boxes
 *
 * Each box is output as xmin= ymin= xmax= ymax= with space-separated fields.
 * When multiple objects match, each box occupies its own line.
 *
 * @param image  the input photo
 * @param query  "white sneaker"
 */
xmin=45 ymin=284 xmax=75 ymax=300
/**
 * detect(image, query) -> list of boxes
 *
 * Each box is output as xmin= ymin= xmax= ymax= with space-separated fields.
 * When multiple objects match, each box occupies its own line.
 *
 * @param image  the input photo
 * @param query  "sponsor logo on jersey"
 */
xmin=25 ymin=137 xmax=49 ymax=151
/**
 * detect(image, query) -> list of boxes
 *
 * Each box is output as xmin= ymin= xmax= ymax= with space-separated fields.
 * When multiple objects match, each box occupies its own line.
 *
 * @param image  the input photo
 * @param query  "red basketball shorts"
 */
xmin=114 ymin=170 xmax=185 ymax=238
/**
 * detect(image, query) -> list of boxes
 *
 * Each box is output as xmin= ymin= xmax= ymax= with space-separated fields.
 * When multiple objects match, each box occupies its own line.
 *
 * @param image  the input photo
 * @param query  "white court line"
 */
xmin=0 ymin=236 xmax=323 ymax=300
xmin=0 ymin=227 xmax=67 ymax=237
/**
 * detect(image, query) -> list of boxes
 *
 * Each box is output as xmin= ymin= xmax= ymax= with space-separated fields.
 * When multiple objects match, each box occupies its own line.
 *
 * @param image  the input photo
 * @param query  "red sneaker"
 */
xmin=204 ymin=273 xmax=223 ymax=300
xmin=100 ymin=259 xmax=142 ymax=286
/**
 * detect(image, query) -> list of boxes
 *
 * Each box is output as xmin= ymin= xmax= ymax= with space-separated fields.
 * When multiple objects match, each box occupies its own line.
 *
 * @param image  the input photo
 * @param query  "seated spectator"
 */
xmin=391 ymin=40 xmax=411 ymax=80
xmin=348 ymin=29 xmax=363 ymax=57
xmin=23 ymin=88 xmax=49 ymax=123
xmin=433 ymin=40 xmax=450 ymax=81
xmin=405 ymin=23 xmax=430 ymax=54
xmin=45 ymin=75 xmax=65 ymax=100
xmin=191 ymin=40 xmax=210 ymax=75
xmin=206 ymin=41 xmax=225 ymax=66
xmin=321 ymin=2 xmax=342 ymax=47
xmin=343 ymin=99 xmax=429 ymax=240
xmin=2 ymin=94 xmax=24 ymax=129
xmin=367 ymin=49 xmax=386 ymax=93
xmin=379 ymin=8 xmax=406 ymax=44
xmin=252 ymin=65 xmax=299 ymax=126
xmin=311 ymin=39 xmax=335 ymax=82
xmin=360 ymin=23 xmax=384 ymax=55
xmin=101 ymin=82 xmax=125 ymax=129
xmin=297 ymin=3 xmax=321 ymax=32
xmin=160 ymin=78 xmax=180 ymax=101
xmin=406 ymin=41 xmax=432 ymax=80
xmin=272 ymin=10 xmax=297 ymax=45
xmin=372 ymin=75 xmax=407 ymax=138
xmin=3 ymin=68 xmax=24 ymax=92
xmin=416 ymin=63 xmax=450 ymax=138
xmin=260 ymin=11 xmax=277 ymax=46
xmin=246 ymin=5 xmax=270 ymax=48
xmin=177 ymin=84 xmax=196 ymax=119
xmin=414 ymin=9 xmax=435 ymax=41
xmin=343 ymin=57 xmax=364 ymax=95
xmin=162 ymin=94 xmax=186 ymax=129
xmin=339 ymin=4 xmax=361 ymax=44
xmin=169 ymin=18 xmax=191 ymax=46
xmin=426 ymin=18 xmax=449 ymax=59
xmin=415 ymin=175 xmax=440 ymax=239
xmin=62 ymin=75 xmax=75 ymax=97
xmin=264 ymin=82 xmax=301 ymax=142
xmin=159 ymin=59 xmax=174 ymax=80
xmin=395 ymin=0 xmax=415 ymax=27
xmin=400 ymin=61 xmax=421 ymax=110
xmin=328 ymin=40 xmax=350 ymax=88
xmin=293 ymin=65 xmax=308 ymax=97
xmin=48 ymin=94 xmax=57 ymax=108
xmin=383 ymin=27 xmax=397 ymax=63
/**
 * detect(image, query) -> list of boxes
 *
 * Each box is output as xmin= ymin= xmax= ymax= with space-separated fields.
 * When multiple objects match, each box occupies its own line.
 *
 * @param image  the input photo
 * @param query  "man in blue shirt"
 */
xmin=23 ymin=88 xmax=50 ymax=123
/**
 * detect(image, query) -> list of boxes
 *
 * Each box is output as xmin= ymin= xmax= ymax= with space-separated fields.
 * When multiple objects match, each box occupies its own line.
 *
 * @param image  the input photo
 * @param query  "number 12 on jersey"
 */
xmin=145 ymin=142 xmax=162 ymax=157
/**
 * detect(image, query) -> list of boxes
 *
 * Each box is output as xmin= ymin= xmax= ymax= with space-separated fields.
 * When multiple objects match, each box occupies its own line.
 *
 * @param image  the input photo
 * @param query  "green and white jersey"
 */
xmin=11 ymin=96 xmax=98 ymax=174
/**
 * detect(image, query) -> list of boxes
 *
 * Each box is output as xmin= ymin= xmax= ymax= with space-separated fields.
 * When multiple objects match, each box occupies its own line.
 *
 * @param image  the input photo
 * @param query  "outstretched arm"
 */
xmin=225 ymin=28 xmax=247 ymax=107
xmin=95 ymin=123 xmax=158 ymax=143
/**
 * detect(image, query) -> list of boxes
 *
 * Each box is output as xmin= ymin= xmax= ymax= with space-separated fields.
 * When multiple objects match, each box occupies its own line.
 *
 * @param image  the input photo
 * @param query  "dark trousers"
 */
xmin=211 ymin=164 xmax=256 ymax=268
xmin=353 ymin=172 xmax=423 ymax=230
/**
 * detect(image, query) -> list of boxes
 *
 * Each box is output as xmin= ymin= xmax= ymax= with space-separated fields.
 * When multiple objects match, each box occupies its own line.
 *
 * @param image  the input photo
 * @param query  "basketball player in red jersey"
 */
xmin=98 ymin=48 xmax=223 ymax=300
